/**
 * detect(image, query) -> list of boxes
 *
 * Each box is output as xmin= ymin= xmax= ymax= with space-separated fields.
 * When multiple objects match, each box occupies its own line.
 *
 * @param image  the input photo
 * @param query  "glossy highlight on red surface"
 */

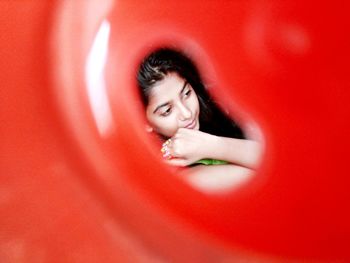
xmin=1 ymin=1 xmax=350 ymax=262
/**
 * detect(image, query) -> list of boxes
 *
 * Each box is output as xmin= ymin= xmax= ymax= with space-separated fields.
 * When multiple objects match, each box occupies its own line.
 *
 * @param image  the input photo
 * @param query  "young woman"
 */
xmin=137 ymin=48 xmax=262 ymax=191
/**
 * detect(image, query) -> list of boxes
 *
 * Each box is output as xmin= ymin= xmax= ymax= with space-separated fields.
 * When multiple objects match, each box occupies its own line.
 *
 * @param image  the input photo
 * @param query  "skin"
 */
xmin=165 ymin=128 xmax=261 ymax=168
xmin=145 ymin=73 xmax=262 ymax=191
xmin=180 ymin=164 xmax=253 ymax=194
xmin=146 ymin=72 xmax=200 ymax=138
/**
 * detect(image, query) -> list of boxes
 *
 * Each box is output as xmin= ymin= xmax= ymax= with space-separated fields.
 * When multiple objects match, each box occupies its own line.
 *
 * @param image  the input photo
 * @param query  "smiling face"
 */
xmin=146 ymin=73 xmax=200 ymax=138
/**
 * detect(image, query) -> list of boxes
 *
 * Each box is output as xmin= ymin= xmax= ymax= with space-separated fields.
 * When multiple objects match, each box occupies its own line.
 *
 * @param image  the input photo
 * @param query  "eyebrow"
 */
xmin=152 ymin=81 xmax=188 ymax=114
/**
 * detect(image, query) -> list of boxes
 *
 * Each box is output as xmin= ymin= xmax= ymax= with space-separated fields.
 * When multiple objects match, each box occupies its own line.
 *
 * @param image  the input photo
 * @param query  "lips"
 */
xmin=185 ymin=119 xmax=196 ymax=129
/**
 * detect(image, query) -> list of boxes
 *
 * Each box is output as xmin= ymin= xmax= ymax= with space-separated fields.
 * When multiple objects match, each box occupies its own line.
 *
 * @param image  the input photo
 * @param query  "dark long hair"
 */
xmin=137 ymin=47 xmax=245 ymax=139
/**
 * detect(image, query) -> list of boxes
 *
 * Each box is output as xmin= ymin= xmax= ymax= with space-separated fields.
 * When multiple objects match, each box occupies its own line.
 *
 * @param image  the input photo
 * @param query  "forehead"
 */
xmin=147 ymin=73 xmax=186 ymax=104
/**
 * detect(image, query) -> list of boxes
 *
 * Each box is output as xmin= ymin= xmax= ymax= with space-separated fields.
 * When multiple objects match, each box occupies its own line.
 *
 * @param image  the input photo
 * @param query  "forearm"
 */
xmin=203 ymin=135 xmax=262 ymax=169
xmin=183 ymin=164 xmax=253 ymax=193
xmin=166 ymin=128 xmax=262 ymax=168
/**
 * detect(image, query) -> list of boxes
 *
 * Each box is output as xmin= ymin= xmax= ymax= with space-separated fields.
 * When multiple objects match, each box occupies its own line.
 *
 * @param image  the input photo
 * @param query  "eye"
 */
xmin=160 ymin=107 xmax=172 ymax=117
xmin=183 ymin=88 xmax=192 ymax=98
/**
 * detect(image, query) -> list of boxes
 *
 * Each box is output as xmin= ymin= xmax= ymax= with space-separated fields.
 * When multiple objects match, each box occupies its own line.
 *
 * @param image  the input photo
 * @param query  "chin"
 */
xmin=195 ymin=117 xmax=200 ymax=130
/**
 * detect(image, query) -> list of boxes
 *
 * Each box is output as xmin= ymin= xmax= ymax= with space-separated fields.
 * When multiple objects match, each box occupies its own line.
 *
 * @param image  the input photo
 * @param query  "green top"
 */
xmin=194 ymin=159 xmax=228 ymax=165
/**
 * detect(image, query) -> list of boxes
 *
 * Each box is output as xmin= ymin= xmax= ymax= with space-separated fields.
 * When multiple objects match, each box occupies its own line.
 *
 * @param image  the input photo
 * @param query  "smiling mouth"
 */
xmin=185 ymin=119 xmax=196 ymax=129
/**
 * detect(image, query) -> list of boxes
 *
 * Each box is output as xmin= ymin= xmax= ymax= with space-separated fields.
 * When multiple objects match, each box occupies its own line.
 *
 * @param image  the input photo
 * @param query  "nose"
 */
xmin=177 ymin=102 xmax=192 ymax=121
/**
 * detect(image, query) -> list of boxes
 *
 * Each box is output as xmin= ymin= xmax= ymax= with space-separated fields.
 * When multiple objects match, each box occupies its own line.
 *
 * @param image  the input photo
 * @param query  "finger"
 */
xmin=161 ymin=138 xmax=172 ymax=148
xmin=161 ymin=138 xmax=174 ymax=159
xmin=169 ymin=150 xmax=181 ymax=158
xmin=169 ymin=142 xmax=184 ymax=158
xmin=165 ymin=158 xmax=189 ymax=167
xmin=163 ymin=138 xmax=183 ymax=158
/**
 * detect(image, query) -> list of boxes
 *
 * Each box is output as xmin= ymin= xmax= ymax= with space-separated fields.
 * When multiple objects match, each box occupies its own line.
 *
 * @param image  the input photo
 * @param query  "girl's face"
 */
xmin=146 ymin=73 xmax=200 ymax=138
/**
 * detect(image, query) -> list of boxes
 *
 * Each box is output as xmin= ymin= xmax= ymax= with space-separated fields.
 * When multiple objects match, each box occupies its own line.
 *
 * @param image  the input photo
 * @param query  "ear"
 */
xmin=145 ymin=124 xmax=153 ymax=133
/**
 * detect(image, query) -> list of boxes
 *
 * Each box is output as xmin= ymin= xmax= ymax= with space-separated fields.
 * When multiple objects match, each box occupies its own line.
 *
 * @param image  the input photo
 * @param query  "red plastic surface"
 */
xmin=1 ymin=1 xmax=350 ymax=262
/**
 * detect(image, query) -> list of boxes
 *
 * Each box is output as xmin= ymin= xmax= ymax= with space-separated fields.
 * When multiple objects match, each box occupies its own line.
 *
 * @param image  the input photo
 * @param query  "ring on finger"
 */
xmin=161 ymin=139 xmax=173 ymax=159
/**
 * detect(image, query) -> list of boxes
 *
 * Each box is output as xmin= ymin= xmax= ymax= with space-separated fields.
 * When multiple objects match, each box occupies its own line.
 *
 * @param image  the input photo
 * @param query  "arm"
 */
xmin=166 ymin=128 xmax=262 ymax=169
xmin=180 ymin=164 xmax=253 ymax=193
xmin=206 ymin=135 xmax=262 ymax=169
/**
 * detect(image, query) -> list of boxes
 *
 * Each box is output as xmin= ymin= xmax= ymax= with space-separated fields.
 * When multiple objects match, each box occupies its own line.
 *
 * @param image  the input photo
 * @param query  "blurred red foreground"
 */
xmin=1 ymin=1 xmax=350 ymax=262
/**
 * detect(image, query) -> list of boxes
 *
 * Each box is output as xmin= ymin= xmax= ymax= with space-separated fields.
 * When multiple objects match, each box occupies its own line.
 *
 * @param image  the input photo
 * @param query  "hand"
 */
xmin=162 ymin=128 xmax=217 ymax=167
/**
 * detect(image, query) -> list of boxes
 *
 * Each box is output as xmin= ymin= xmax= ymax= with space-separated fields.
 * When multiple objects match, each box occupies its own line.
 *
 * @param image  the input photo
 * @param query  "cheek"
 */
xmin=153 ymin=117 xmax=177 ymax=135
xmin=192 ymin=96 xmax=200 ymax=114
xmin=162 ymin=117 xmax=178 ymax=131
